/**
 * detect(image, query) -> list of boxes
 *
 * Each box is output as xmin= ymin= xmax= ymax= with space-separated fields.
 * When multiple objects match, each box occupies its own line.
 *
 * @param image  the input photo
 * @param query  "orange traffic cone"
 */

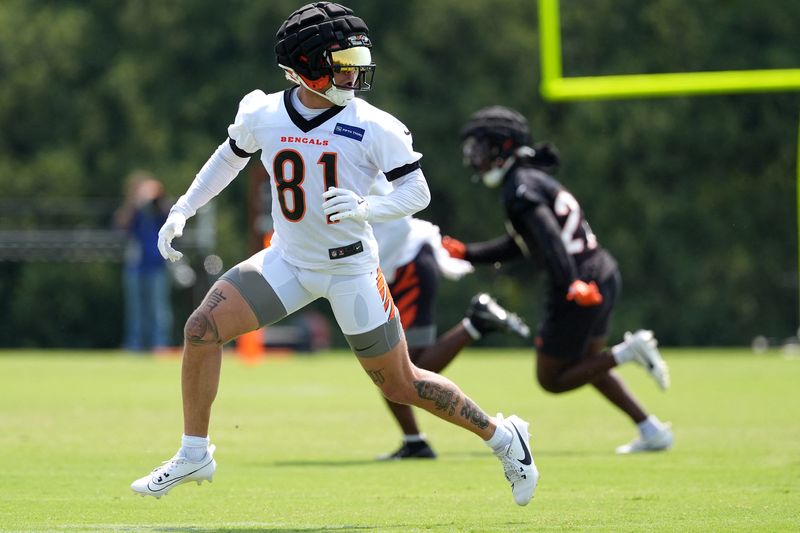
xmin=237 ymin=329 xmax=265 ymax=364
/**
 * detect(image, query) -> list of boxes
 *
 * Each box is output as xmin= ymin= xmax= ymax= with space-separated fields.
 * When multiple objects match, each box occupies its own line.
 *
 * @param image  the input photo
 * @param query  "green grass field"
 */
xmin=0 ymin=348 xmax=798 ymax=532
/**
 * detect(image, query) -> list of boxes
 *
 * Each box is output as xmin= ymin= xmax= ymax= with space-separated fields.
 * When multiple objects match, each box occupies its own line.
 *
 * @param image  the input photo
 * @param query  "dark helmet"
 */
xmin=460 ymin=106 xmax=531 ymax=186
xmin=461 ymin=106 xmax=531 ymax=166
xmin=275 ymin=2 xmax=375 ymax=103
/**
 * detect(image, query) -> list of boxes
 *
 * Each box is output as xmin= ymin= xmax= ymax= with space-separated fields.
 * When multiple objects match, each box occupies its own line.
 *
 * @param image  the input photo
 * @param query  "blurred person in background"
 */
xmin=131 ymin=2 xmax=538 ymax=506
xmin=371 ymin=178 xmax=531 ymax=460
xmin=443 ymin=106 xmax=674 ymax=454
xmin=114 ymin=171 xmax=173 ymax=352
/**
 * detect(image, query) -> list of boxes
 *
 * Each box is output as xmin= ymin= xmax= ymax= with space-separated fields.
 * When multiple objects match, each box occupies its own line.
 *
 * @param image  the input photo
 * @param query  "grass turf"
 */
xmin=0 ymin=348 xmax=798 ymax=532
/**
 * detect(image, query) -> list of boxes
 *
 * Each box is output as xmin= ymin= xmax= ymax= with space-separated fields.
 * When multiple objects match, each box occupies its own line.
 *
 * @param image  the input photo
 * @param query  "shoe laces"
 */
xmin=499 ymin=449 xmax=526 ymax=483
xmin=151 ymin=455 xmax=186 ymax=475
xmin=495 ymin=414 xmax=526 ymax=484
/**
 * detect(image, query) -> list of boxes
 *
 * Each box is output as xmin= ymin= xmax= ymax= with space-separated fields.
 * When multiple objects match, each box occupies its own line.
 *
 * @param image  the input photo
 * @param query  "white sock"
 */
xmin=462 ymin=318 xmax=482 ymax=340
xmin=180 ymin=434 xmax=209 ymax=462
xmin=637 ymin=415 xmax=663 ymax=439
xmin=484 ymin=420 xmax=513 ymax=454
xmin=611 ymin=341 xmax=632 ymax=365
xmin=403 ymin=434 xmax=426 ymax=443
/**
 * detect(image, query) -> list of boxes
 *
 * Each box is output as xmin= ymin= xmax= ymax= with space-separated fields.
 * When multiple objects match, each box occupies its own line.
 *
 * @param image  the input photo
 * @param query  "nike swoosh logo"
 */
xmin=355 ymin=340 xmax=379 ymax=352
xmin=403 ymin=130 xmax=411 ymax=135
xmin=511 ymin=423 xmax=532 ymax=466
xmin=146 ymin=458 xmax=212 ymax=492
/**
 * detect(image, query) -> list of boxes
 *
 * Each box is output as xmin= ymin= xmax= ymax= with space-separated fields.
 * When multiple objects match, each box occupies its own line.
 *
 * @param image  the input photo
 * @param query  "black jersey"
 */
xmin=465 ymin=161 xmax=617 ymax=293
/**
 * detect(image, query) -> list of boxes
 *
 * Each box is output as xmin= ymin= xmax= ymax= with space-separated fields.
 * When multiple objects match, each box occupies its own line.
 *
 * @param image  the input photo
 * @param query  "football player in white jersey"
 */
xmin=131 ymin=2 xmax=538 ymax=506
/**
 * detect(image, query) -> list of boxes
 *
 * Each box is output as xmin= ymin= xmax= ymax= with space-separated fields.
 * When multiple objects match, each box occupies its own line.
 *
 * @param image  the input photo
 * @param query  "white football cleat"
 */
xmin=624 ymin=330 xmax=670 ymax=390
xmin=495 ymin=414 xmax=539 ymax=506
xmin=616 ymin=423 xmax=674 ymax=454
xmin=131 ymin=444 xmax=216 ymax=498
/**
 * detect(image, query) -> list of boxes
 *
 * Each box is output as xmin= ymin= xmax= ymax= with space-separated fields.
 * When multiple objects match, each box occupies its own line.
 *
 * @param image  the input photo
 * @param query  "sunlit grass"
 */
xmin=0 ymin=349 xmax=798 ymax=532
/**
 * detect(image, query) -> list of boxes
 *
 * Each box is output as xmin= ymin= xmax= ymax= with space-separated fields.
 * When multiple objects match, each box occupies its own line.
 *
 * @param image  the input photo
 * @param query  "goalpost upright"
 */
xmin=537 ymin=0 xmax=800 ymax=335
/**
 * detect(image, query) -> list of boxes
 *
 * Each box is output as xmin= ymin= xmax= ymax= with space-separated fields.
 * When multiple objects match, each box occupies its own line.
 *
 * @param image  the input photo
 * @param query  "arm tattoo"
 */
xmin=366 ymin=369 xmax=385 ymax=385
xmin=413 ymin=380 xmax=458 ymax=416
xmin=460 ymin=397 xmax=490 ymax=429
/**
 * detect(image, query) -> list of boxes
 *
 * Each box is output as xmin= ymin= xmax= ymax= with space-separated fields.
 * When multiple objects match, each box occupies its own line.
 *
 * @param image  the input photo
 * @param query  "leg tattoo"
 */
xmin=205 ymin=289 xmax=227 ymax=312
xmin=413 ymin=380 xmax=490 ymax=430
xmin=460 ymin=397 xmax=490 ymax=430
xmin=186 ymin=312 xmax=221 ymax=345
xmin=185 ymin=289 xmax=226 ymax=345
xmin=367 ymin=368 xmax=385 ymax=385
xmin=413 ymin=380 xmax=459 ymax=416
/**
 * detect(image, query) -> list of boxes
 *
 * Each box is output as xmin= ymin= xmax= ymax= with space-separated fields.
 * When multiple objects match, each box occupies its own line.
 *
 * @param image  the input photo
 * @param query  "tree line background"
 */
xmin=0 ymin=0 xmax=797 ymax=348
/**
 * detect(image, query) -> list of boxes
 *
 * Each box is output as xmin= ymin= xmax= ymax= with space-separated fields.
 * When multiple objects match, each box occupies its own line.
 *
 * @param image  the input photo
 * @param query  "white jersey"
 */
xmin=373 ymin=217 xmax=475 ymax=283
xmin=370 ymin=176 xmax=474 ymax=283
xmin=228 ymin=88 xmax=422 ymax=274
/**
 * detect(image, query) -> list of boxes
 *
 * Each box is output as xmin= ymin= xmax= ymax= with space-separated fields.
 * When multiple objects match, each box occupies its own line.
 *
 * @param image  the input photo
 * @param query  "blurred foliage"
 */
xmin=0 ymin=0 xmax=798 ymax=347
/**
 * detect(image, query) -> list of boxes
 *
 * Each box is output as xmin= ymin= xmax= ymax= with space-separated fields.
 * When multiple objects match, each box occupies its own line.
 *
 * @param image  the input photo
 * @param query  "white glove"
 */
xmin=157 ymin=212 xmax=187 ymax=262
xmin=321 ymin=187 xmax=370 ymax=222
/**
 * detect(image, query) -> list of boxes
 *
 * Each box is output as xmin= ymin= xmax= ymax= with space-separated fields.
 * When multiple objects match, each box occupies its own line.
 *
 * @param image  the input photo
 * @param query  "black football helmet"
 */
xmin=275 ymin=2 xmax=375 ymax=106
xmin=460 ymin=106 xmax=531 ymax=187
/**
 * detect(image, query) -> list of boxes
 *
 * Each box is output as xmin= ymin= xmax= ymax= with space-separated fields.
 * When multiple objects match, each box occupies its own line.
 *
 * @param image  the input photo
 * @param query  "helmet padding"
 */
xmin=275 ymin=2 xmax=371 ymax=82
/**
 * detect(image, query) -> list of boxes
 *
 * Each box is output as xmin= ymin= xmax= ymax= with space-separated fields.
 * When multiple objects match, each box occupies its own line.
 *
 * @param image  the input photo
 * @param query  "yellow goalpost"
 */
xmin=537 ymin=0 xmax=800 ymax=333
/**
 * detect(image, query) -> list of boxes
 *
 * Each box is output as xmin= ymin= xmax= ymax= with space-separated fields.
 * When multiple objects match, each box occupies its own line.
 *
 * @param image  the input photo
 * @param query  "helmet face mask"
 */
xmin=460 ymin=106 xmax=531 ymax=188
xmin=463 ymin=136 xmax=516 ymax=188
xmin=275 ymin=2 xmax=375 ymax=106
xmin=329 ymin=46 xmax=375 ymax=91
xmin=463 ymin=136 xmax=504 ymax=174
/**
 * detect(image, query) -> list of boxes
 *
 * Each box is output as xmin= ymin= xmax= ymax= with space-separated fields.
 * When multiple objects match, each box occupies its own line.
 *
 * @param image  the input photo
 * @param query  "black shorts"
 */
xmin=536 ymin=270 xmax=620 ymax=359
xmin=388 ymin=243 xmax=439 ymax=348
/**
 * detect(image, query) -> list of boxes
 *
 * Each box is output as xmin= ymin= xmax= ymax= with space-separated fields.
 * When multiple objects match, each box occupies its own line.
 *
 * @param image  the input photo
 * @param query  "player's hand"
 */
xmin=442 ymin=236 xmax=467 ymax=259
xmin=157 ymin=212 xmax=186 ymax=262
xmin=322 ymin=187 xmax=370 ymax=222
xmin=566 ymin=280 xmax=603 ymax=307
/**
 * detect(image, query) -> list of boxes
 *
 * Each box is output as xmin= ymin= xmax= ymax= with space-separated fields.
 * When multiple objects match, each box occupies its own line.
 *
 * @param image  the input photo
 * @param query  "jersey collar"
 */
xmin=283 ymin=88 xmax=345 ymax=133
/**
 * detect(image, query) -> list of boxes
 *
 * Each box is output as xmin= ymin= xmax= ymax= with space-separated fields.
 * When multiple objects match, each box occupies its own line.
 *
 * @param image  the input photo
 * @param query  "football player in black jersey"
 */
xmin=443 ymin=106 xmax=673 ymax=454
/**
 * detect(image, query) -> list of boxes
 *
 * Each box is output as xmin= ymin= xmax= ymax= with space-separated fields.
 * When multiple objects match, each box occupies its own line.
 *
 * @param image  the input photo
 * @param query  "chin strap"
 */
xmin=480 ymin=146 xmax=537 ymax=188
xmin=481 ymin=155 xmax=517 ymax=188
xmin=280 ymin=64 xmax=354 ymax=106
xmin=516 ymin=146 xmax=537 ymax=158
